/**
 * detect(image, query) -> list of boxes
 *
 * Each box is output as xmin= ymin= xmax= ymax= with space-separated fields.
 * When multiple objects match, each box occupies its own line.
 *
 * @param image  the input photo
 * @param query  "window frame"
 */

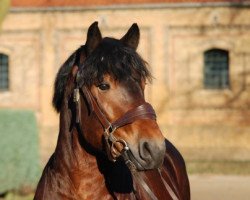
xmin=0 ymin=53 xmax=9 ymax=91
xmin=203 ymin=48 xmax=230 ymax=90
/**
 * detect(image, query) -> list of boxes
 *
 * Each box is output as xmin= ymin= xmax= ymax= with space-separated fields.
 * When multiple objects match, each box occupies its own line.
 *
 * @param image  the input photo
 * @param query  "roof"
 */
xmin=11 ymin=0 xmax=247 ymax=8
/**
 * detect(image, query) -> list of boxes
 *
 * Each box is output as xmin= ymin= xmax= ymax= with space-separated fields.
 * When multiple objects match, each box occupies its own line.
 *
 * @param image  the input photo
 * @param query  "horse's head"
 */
xmin=54 ymin=22 xmax=165 ymax=170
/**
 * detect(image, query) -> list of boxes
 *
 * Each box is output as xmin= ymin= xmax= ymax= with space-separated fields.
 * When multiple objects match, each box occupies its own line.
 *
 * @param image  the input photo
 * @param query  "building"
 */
xmin=1 ymin=0 xmax=250 ymax=166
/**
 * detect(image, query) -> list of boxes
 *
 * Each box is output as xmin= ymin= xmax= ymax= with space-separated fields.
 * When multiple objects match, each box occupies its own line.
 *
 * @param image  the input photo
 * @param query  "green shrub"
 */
xmin=0 ymin=110 xmax=40 ymax=193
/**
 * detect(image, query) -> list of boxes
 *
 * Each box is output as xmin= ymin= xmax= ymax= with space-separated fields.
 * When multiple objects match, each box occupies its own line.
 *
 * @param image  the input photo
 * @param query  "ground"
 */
xmin=190 ymin=175 xmax=250 ymax=200
xmin=1 ymin=175 xmax=250 ymax=200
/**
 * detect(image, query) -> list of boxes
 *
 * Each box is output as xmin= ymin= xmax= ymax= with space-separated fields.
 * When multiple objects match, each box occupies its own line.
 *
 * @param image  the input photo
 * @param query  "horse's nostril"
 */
xmin=140 ymin=141 xmax=152 ymax=160
xmin=138 ymin=139 xmax=165 ymax=169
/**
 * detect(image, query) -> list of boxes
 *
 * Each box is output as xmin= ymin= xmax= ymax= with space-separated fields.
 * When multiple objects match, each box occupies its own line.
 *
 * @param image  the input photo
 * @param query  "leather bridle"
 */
xmin=73 ymin=72 xmax=179 ymax=200
xmin=73 ymin=81 xmax=156 ymax=163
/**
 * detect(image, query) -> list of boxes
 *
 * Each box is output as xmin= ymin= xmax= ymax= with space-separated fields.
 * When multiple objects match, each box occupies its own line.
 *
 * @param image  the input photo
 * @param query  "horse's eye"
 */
xmin=98 ymin=83 xmax=110 ymax=91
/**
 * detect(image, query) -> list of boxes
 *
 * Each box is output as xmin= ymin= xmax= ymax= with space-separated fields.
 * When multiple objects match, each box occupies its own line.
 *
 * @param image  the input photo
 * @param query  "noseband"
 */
xmin=73 ymin=84 xmax=156 ymax=164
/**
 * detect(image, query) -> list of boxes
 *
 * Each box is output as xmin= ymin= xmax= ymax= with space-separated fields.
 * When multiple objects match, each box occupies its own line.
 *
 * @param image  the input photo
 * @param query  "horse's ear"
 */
xmin=85 ymin=21 xmax=102 ymax=55
xmin=120 ymin=23 xmax=140 ymax=50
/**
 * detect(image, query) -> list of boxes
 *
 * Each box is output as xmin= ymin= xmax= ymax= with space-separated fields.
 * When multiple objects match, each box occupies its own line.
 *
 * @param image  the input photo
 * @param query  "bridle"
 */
xmin=73 ymin=72 xmax=179 ymax=200
xmin=73 ymin=82 xmax=156 ymax=163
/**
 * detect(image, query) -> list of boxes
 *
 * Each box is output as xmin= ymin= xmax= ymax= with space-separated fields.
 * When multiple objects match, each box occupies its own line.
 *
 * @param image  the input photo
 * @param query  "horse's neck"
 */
xmin=58 ymin=128 xmax=111 ymax=198
xmin=43 ymin=106 xmax=112 ymax=199
xmin=40 ymin=95 xmax=135 ymax=199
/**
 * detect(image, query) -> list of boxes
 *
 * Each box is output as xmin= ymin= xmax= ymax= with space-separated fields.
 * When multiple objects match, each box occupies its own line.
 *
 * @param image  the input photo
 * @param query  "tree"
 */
xmin=0 ymin=0 xmax=10 ymax=28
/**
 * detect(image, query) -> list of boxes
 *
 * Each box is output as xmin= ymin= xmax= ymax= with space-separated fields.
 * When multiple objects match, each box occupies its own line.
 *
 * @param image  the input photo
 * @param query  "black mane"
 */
xmin=77 ymin=37 xmax=151 ymax=86
xmin=52 ymin=37 xmax=152 ymax=112
xmin=52 ymin=46 xmax=85 ymax=112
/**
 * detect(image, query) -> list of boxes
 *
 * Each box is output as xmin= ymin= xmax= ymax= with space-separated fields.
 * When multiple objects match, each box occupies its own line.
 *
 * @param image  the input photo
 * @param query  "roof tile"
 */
xmin=11 ymin=0 xmax=246 ymax=8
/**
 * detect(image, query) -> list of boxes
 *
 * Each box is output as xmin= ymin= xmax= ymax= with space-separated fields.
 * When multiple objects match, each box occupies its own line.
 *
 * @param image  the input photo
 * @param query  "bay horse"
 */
xmin=34 ymin=22 xmax=190 ymax=200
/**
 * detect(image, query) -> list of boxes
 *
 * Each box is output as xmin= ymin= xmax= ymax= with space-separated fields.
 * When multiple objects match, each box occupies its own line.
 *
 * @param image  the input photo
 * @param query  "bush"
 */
xmin=0 ymin=110 xmax=40 ymax=193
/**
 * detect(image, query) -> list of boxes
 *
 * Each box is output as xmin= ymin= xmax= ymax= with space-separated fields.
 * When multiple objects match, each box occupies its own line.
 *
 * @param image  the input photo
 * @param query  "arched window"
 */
xmin=0 ymin=53 xmax=9 ymax=90
xmin=204 ymin=49 xmax=229 ymax=89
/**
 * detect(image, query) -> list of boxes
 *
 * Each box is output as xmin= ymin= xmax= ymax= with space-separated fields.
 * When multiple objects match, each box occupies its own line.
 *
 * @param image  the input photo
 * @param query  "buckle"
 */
xmin=104 ymin=124 xmax=116 ymax=138
xmin=73 ymin=88 xmax=80 ymax=103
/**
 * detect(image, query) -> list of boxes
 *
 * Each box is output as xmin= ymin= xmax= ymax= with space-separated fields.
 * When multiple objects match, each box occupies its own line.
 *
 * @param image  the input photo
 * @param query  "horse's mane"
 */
xmin=52 ymin=46 xmax=85 ymax=112
xmin=52 ymin=37 xmax=152 ymax=112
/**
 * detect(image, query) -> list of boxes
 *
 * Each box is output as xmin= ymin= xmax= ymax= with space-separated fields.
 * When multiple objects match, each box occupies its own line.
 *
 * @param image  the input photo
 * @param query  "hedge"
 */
xmin=0 ymin=109 xmax=40 ymax=193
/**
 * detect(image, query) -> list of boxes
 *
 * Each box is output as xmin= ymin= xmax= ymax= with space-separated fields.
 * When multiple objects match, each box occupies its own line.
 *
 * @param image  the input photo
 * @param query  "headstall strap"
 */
xmin=73 ymin=71 xmax=83 ymax=124
xmin=73 ymin=87 xmax=81 ymax=124
xmin=82 ymin=86 xmax=111 ymax=128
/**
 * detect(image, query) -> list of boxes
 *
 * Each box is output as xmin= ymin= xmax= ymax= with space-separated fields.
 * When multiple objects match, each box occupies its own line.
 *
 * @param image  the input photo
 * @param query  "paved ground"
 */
xmin=190 ymin=175 xmax=250 ymax=200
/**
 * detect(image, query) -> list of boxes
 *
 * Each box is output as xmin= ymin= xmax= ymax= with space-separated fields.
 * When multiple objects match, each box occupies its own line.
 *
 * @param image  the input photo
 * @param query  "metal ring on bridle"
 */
xmin=110 ymin=139 xmax=130 ymax=159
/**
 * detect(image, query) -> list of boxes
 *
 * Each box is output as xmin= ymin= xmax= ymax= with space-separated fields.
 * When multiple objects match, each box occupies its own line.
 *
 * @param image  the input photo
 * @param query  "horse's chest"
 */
xmin=75 ymin=169 xmax=113 ymax=200
xmin=77 ymin=182 xmax=112 ymax=200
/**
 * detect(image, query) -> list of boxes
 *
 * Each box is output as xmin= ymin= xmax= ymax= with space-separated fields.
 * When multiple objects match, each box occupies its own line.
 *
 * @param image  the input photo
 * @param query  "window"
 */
xmin=204 ymin=49 xmax=229 ymax=89
xmin=0 ymin=53 xmax=9 ymax=90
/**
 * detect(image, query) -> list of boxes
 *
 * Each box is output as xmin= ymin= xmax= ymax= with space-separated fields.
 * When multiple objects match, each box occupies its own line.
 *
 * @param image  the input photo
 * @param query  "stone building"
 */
xmin=1 ymin=0 xmax=250 ymax=165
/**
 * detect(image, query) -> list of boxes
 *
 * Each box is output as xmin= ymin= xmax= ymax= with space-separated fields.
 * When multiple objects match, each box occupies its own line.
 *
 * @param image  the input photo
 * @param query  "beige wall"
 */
xmin=1 ymin=5 xmax=250 ymax=164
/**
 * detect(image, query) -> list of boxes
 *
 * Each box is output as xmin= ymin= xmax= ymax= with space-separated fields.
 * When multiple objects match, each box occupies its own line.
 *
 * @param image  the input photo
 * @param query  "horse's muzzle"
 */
xmin=128 ymin=139 xmax=166 ymax=170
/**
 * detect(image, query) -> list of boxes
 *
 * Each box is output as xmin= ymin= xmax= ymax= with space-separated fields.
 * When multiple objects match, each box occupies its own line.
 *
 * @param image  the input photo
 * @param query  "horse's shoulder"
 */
xmin=163 ymin=139 xmax=190 ymax=200
xmin=35 ymin=153 xmax=81 ymax=200
xmin=164 ymin=139 xmax=186 ymax=166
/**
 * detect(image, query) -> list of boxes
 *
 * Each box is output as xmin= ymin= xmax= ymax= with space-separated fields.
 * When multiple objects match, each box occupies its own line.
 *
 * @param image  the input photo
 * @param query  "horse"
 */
xmin=34 ymin=22 xmax=190 ymax=200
